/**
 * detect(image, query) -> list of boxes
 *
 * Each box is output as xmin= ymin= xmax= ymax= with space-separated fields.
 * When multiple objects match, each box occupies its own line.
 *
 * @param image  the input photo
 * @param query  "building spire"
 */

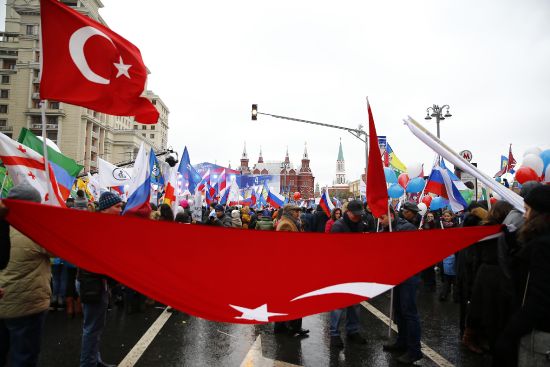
xmin=284 ymin=145 xmax=290 ymax=163
xmin=242 ymin=141 xmax=248 ymax=159
xmin=303 ymin=141 xmax=308 ymax=159
xmin=258 ymin=146 xmax=264 ymax=163
xmin=337 ymin=138 xmax=344 ymax=161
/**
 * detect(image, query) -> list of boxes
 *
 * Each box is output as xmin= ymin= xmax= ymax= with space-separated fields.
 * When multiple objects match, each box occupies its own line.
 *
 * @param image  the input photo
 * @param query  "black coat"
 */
xmin=330 ymin=214 xmax=368 ymax=233
xmin=312 ymin=208 xmax=329 ymax=233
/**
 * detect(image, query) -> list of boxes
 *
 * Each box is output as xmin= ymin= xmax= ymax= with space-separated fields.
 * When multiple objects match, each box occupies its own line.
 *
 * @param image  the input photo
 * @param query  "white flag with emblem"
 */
xmin=0 ymin=132 xmax=65 ymax=206
xmin=98 ymin=158 xmax=133 ymax=188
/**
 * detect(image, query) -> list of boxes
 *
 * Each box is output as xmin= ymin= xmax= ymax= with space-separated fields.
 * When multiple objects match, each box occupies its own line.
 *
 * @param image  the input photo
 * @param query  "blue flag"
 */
xmin=177 ymin=146 xmax=202 ymax=193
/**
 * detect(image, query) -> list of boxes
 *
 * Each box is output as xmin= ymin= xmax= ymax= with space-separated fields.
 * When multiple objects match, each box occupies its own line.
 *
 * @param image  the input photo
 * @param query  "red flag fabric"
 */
xmin=507 ymin=144 xmax=517 ymax=173
xmin=4 ymin=200 xmax=501 ymax=324
xmin=39 ymin=0 xmax=159 ymax=124
xmin=366 ymin=100 xmax=389 ymax=218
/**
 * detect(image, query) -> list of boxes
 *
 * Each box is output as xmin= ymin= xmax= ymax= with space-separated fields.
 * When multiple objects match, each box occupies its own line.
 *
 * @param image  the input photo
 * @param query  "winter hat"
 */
xmin=214 ymin=204 xmax=224 ymax=212
xmin=524 ymin=185 xmax=550 ymax=214
xmin=520 ymin=181 xmax=542 ymax=198
xmin=7 ymin=181 xmax=41 ymax=203
xmin=231 ymin=209 xmax=240 ymax=218
xmin=98 ymin=192 xmax=122 ymax=211
xmin=402 ymin=202 xmax=420 ymax=213
xmin=262 ymin=209 xmax=271 ymax=217
xmin=179 ymin=199 xmax=189 ymax=208
xmin=74 ymin=196 xmax=88 ymax=210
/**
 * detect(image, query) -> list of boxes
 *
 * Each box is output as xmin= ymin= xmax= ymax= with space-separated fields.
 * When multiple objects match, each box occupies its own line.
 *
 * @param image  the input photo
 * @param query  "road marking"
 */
xmin=361 ymin=301 xmax=455 ymax=367
xmin=217 ymin=329 xmax=237 ymax=338
xmin=240 ymin=334 xmax=303 ymax=367
xmin=118 ymin=308 xmax=173 ymax=367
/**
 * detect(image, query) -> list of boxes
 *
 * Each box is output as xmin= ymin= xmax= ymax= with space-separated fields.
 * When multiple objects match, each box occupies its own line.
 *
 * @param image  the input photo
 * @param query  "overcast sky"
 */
xmin=2 ymin=0 xmax=550 ymax=186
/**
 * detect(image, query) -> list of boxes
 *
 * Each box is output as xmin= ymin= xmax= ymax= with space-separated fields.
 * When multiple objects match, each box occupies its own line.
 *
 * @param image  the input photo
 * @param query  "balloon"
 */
xmin=418 ymin=202 xmax=428 ymax=216
xmin=430 ymin=196 xmax=448 ymax=210
xmin=421 ymin=195 xmax=432 ymax=206
xmin=495 ymin=177 xmax=502 ymax=183
xmin=398 ymin=173 xmax=410 ymax=188
xmin=523 ymin=154 xmax=544 ymax=177
xmin=515 ymin=166 xmax=539 ymax=184
xmin=388 ymin=183 xmax=405 ymax=199
xmin=293 ymin=192 xmax=301 ymax=200
xmin=179 ymin=199 xmax=189 ymax=208
xmin=541 ymin=149 xmax=550 ymax=172
xmin=406 ymin=177 xmax=425 ymax=193
xmin=490 ymin=197 xmax=498 ymax=206
xmin=407 ymin=162 xmax=423 ymax=179
xmin=187 ymin=199 xmax=194 ymax=207
xmin=545 ymin=165 xmax=550 ymax=183
xmin=523 ymin=147 xmax=542 ymax=157
xmin=384 ymin=167 xmax=398 ymax=184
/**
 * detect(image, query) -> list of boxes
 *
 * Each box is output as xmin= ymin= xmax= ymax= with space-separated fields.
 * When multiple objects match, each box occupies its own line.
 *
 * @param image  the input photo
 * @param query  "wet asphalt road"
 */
xmin=37 ymin=285 xmax=494 ymax=367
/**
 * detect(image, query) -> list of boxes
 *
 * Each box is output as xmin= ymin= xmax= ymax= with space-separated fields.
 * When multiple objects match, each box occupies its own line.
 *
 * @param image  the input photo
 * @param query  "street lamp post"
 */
xmin=251 ymin=104 xmax=370 ymax=177
xmin=424 ymin=104 xmax=452 ymax=139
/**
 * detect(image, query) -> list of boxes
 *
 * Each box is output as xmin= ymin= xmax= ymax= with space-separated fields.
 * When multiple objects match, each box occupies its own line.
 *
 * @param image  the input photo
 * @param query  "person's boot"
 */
xmin=461 ymin=327 xmax=483 ymax=354
xmin=65 ymin=297 xmax=74 ymax=318
xmin=74 ymin=297 xmax=82 ymax=316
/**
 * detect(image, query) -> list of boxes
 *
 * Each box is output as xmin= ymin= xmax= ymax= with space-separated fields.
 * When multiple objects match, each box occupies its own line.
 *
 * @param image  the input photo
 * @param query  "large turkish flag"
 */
xmin=39 ymin=0 xmax=159 ymax=124
xmin=4 ymin=200 xmax=501 ymax=324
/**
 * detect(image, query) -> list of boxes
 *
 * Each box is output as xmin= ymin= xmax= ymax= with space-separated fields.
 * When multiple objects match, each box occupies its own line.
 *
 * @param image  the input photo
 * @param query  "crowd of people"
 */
xmin=0 ymin=181 xmax=548 ymax=367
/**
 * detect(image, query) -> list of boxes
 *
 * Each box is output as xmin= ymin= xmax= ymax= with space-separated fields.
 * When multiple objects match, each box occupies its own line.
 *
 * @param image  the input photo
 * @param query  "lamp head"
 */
xmin=251 ymin=104 xmax=258 ymax=121
xmin=424 ymin=114 xmax=432 ymax=120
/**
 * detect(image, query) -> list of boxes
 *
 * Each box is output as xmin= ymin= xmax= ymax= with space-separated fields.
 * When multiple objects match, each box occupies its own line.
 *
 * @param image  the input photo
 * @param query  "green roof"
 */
xmin=337 ymin=141 xmax=344 ymax=161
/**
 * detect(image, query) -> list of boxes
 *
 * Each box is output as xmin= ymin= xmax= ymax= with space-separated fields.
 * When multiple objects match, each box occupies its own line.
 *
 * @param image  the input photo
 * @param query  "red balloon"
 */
xmin=293 ymin=192 xmax=301 ymax=200
xmin=515 ymin=166 xmax=539 ymax=184
xmin=490 ymin=197 xmax=498 ymax=205
xmin=421 ymin=195 xmax=432 ymax=206
xmin=398 ymin=173 xmax=410 ymax=188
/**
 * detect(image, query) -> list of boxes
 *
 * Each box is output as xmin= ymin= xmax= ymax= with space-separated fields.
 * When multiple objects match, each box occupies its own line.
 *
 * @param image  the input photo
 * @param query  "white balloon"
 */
xmin=523 ymin=147 xmax=542 ymax=157
xmin=187 ymin=199 xmax=194 ymax=206
xmin=418 ymin=202 xmax=428 ymax=216
xmin=523 ymin=154 xmax=544 ymax=177
xmin=544 ymin=165 xmax=550 ymax=183
xmin=501 ymin=172 xmax=515 ymax=183
xmin=407 ymin=162 xmax=423 ymax=179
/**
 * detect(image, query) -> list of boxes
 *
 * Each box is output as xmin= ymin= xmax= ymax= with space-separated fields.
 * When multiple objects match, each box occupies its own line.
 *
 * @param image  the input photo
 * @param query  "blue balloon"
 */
xmin=384 ymin=167 xmax=398 ymax=184
xmin=388 ymin=183 xmax=404 ymax=199
xmin=540 ymin=149 xmax=550 ymax=171
xmin=406 ymin=177 xmax=425 ymax=193
xmin=430 ymin=196 xmax=448 ymax=210
xmin=495 ymin=177 xmax=502 ymax=183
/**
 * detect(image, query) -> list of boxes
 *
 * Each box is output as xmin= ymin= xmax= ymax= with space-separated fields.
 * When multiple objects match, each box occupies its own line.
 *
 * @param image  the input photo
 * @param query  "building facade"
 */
xmin=237 ymin=143 xmax=315 ymax=199
xmin=0 ymin=0 xmax=169 ymax=172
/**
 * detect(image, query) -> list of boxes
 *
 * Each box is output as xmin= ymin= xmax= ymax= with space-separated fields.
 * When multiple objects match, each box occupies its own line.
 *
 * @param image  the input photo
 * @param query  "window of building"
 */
xmin=0 ymin=119 xmax=6 ymax=127
xmin=151 ymin=126 xmax=155 ymax=130
xmin=35 ymin=51 xmax=40 ymax=63
xmin=0 ymin=105 xmax=7 ymax=114
xmin=32 ymin=100 xmax=41 ymax=108
xmin=142 ymin=133 xmax=145 ymax=137
xmin=133 ymin=125 xmax=137 ymax=130
xmin=33 ymin=69 xmax=39 ymax=78
xmin=26 ymin=25 xmax=38 ymax=35
xmin=2 ymin=60 xmax=16 ymax=70
xmin=49 ymin=101 xmax=59 ymax=109
xmin=30 ymin=116 xmax=41 ymax=125
xmin=150 ymin=134 xmax=154 ymax=139
xmin=142 ymin=125 xmax=146 ymax=130
xmin=47 ymin=116 xmax=58 ymax=125
xmin=0 ymin=90 xmax=8 ymax=99
xmin=1 ymin=76 xmax=9 ymax=84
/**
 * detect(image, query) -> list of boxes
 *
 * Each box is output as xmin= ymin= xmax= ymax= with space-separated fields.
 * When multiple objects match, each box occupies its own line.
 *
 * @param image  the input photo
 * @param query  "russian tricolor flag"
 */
xmin=425 ymin=165 xmax=468 ymax=212
xmin=266 ymin=190 xmax=285 ymax=209
xmin=319 ymin=188 xmax=335 ymax=217
xmin=197 ymin=169 xmax=210 ymax=192
xmin=124 ymin=144 xmax=155 ymax=216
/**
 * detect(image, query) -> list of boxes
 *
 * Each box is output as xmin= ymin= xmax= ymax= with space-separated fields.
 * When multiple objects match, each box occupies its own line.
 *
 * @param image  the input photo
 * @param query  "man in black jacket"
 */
xmin=78 ymin=192 xmax=121 ymax=367
xmin=329 ymin=200 xmax=368 ymax=348
xmin=381 ymin=208 xmax=423 ymax=365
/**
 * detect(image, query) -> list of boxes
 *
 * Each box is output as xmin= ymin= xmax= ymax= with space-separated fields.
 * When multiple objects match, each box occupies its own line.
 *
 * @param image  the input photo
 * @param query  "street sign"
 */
xmin=460 ymin=150 xmax=473 ymax=162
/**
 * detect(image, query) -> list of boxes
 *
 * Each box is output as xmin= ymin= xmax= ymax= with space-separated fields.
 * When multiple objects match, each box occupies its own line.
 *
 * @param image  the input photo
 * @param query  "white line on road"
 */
xmin=118 ymin=308 xmax=173 ymax=367
xmin=361 ymin=301 xmax=455 ymax=367
xmin=239 ymin=334 xmax=303 ymax=367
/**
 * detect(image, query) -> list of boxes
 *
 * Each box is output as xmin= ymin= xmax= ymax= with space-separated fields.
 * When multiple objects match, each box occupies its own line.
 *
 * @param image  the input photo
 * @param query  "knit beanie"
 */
xmin=98 ymin=192 xmax=122 ymax=211
xmin=7 ymin=180 xmax=41 ymax=203
xmin=524 ymin=185 xmax=550 ymax=214
xmin=520 ymin=181 xmax=542 ymax=198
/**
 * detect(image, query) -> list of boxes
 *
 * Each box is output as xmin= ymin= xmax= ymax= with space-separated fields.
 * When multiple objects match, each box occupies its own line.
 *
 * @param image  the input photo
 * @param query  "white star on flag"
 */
xmin=113 ymin=56 xmax=132 ymax=79
xmin=229 ymin=304 xmax=287 ymax=322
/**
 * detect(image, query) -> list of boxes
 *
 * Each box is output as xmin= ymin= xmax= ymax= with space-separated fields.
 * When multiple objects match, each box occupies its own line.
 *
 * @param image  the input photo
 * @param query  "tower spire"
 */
xmin=242 ymin=141 xmax=248 ymax=158
xmin=258 ymin=146 xmax=264 ymax=163
xmin=303 ymin=141 xmax=308 ymax=159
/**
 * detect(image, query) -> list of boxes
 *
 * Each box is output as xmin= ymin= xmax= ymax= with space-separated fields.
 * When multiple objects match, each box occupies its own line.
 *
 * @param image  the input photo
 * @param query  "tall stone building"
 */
xmin=0 ymin=0 xmax=169 ymax=172
xmin=329 ymin=139 xmax=351 ymax=197
xmin=238 ymin=143 xmax=315 ymax=199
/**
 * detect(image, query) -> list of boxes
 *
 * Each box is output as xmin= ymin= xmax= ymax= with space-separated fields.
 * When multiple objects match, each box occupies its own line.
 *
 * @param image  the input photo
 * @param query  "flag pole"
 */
xmin=40 ymin=99 xmax=53 ymax=202
xmin=0 ymin=173 xmax=8 ymax=198
xmin=387 ymin=202 xmax=394 ymax=338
